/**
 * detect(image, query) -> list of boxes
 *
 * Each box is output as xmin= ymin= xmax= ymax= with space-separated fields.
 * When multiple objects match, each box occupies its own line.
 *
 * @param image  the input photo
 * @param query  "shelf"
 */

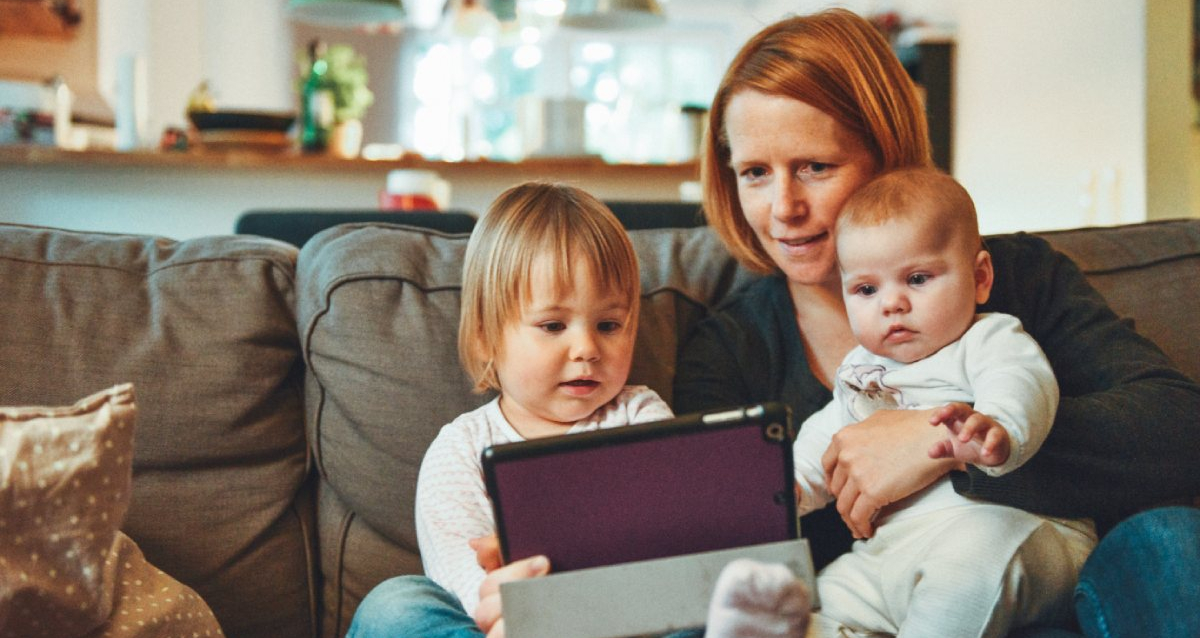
xmin=0 ymin=145 xmax=699 ymax=180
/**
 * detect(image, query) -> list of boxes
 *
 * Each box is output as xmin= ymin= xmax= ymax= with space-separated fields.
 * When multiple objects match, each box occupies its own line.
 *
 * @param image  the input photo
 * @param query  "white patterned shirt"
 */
xmin=414 ymin=385 xmax=673 ymax=614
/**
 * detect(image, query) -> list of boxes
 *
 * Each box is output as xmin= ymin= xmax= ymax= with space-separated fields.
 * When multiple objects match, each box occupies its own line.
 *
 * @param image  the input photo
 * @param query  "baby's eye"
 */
xmin=597 ymin=320 xmax=622 ymax=333
xmin=854 ymin=284 xmax=877 ymax=297
xmin=908 ymin=273 xmax=931 ymax=286
xmin=539 ymin=321 xmax=566 ymax=333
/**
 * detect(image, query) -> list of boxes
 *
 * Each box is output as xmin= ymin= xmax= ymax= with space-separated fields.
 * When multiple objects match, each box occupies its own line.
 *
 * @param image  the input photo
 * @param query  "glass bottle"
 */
xmin=300 ymin=39 xmax=335 ymax=153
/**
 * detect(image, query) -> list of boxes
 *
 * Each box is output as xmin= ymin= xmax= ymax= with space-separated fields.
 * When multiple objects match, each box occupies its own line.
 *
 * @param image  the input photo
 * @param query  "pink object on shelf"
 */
xmin=378 ymin=169 xmax=450 ymax=211
xmin=378 ymin=191 xmax=439 ymax=211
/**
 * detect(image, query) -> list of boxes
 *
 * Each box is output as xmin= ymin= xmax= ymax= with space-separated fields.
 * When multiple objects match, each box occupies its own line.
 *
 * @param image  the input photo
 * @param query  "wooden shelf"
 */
xmin=0 ymin=145 xmax=699 ymax=179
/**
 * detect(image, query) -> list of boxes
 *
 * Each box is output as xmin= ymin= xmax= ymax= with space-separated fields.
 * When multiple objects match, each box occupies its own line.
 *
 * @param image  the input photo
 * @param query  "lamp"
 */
xmin=287 ymin=0 xmax=406 ymax=28
xmin=560 ymin=0 xmax=665 ymax=30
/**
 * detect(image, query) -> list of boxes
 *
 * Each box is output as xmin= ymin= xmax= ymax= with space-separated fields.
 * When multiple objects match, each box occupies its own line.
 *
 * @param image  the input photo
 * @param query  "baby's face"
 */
xmin=837 ymin=218 xmax=991 ymax=363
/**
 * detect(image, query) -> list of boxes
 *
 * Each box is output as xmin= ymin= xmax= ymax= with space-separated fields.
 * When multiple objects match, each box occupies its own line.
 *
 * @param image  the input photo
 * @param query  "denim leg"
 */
xmin=346 ymin=575 xmax=484 ymax=638
xmin=1075 ymin=506 xmax=1200 ymax=638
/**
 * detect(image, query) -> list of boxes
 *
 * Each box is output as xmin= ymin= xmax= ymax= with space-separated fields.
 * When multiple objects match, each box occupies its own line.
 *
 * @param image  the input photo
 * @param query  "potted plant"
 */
xmin=298 ymin=42 xmax=374 ymax=157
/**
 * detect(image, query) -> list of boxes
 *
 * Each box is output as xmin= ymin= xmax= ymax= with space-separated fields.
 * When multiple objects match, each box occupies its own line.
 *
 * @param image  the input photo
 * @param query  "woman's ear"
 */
xmin=974 ymin=249 xmax=994 ymax=304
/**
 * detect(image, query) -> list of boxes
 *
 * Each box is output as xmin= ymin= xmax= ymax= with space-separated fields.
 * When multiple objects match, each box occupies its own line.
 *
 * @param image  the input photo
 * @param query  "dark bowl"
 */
xmin=188 ymin=110 xmax=296 ymax=132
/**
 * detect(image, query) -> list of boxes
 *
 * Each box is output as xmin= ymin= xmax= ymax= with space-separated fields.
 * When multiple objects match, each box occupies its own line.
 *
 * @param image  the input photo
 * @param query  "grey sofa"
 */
xmin=0 ymin=217 xmax=1196 ymax=638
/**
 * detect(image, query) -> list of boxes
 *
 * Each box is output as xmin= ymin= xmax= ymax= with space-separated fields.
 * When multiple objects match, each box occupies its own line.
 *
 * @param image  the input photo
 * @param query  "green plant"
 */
xmin=299 ymin=44 xmax=374 ymax=123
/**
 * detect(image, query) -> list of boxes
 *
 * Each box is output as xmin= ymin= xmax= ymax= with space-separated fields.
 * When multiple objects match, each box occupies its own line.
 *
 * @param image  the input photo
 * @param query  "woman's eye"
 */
xmin=809 ymin=162 xmax=831 ymax=174
xmin=739 ymin=166 xmax=768 ymax=182
xmin=908 ymin=273 xmax=931 ymax=286
xmin=598 ymin=320 xmax=622 ymax=333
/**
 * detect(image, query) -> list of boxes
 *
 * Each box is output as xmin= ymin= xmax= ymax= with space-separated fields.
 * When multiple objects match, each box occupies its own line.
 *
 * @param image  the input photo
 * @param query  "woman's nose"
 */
xmin=771 ymin=179 xmax=804 ymax=222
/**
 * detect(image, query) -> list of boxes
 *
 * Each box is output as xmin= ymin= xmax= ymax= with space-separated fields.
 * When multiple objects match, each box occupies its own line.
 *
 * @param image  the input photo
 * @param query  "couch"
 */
xmin=1 ymin=217 xmax=1197 ymax=638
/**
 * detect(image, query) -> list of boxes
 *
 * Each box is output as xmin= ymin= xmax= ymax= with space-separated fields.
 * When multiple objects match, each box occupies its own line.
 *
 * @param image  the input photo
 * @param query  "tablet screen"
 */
xmin=482 ymin=403 xmax=797 ymax=572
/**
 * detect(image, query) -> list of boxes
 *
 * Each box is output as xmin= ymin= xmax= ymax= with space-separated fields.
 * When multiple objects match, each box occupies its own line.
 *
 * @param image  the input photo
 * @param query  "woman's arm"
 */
xmin=673 ymin=278 xmax=808 ymax=416
xmin=962 ymin=234 xmax=1200 ymax=525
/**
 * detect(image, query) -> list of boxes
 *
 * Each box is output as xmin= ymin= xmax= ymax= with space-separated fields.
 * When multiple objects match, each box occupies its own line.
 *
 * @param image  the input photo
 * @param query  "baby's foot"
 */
xmin=705 ymin=558 xmax=811 ymax=637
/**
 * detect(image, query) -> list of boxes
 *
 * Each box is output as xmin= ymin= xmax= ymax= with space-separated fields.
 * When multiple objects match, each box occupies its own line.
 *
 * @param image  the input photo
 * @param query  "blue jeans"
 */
xmin=346 ymin=576 xmax=482 ymax=638
xmin=1074 ymin=506 xmax=1200 ymax=638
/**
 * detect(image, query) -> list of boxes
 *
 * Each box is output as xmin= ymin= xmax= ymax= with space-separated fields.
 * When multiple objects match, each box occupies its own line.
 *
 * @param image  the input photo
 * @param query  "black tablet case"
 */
xmin=482 ymin=403 xmax=797 ymax=572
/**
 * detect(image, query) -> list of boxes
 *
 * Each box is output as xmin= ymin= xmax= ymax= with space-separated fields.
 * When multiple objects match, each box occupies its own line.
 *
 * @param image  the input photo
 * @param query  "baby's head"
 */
xmin=835 ymin=168 xmax=993 ymax=363
xmin=458 ymin=182 xmax=640 ymax=434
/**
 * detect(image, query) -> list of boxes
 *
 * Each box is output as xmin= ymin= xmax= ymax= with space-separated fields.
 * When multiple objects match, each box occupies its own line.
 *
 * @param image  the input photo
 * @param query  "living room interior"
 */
xmin=2 ymin=3 xmax=1199 ymax=638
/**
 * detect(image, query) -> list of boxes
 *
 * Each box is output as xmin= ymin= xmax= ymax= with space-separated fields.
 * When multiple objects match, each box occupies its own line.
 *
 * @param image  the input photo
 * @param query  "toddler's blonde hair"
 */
xmin=458 ymin=182 xmax=640 ymax=393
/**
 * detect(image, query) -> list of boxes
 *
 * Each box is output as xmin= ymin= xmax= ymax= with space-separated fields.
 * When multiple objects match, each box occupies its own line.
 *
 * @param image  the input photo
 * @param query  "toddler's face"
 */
xmin=493 ymin=258 xmax=636 ymax=438
xmin=838 ymin=218 xmax=991 ymax=363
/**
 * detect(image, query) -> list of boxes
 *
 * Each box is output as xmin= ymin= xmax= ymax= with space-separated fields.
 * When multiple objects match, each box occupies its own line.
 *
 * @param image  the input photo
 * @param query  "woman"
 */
xmin=672 ymin=7 xmax=1200 ymax=637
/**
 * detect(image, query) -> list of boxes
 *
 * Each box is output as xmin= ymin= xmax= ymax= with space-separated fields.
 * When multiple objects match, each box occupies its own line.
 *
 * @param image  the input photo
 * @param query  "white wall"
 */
xmin=953 ymin=0 xmax=1148 ymax=232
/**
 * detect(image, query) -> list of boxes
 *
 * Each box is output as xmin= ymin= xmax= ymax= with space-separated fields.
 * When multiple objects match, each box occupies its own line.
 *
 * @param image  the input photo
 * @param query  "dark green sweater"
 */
xmin=674 ymin=232 xmax=1200 ymax=568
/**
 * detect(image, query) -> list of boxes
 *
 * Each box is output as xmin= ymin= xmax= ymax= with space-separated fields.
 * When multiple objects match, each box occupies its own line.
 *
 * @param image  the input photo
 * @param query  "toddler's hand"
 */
xmin=928 ymin=402 xmax=1010 ymax=467
xmin=470 ymin=535 xmax=550 ymax=638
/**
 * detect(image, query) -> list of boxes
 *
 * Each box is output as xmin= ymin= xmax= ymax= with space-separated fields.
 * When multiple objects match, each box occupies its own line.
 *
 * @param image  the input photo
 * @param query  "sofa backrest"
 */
xmin=296 ymin=222 xmax=756 ymax=637
xmin=0 ymin=223 xmax=316 ymax=638
xmin=1035 ymin=219 xmax=1200 ymax=383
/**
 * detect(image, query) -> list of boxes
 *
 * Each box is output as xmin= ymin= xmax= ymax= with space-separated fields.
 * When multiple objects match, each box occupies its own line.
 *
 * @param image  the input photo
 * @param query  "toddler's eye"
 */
xmin=540 ymin=321 xmax=566 ymax=333
xmin=598 ymin=320 xmax=622 ymax=333
xmin=854 ymin=284 xmax=877 ymax=297
xmin=908 ymin=273 xmax=931 ymax=286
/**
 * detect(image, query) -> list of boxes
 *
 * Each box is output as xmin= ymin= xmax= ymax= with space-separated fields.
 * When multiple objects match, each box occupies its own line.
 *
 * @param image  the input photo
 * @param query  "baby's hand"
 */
xmin=927 ymin=402 xmax=1010 ymax=467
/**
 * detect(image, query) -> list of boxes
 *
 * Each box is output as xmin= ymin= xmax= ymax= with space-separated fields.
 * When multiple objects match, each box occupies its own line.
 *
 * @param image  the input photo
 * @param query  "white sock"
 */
xmin=704 ymin=558 xmax=811 ymax=638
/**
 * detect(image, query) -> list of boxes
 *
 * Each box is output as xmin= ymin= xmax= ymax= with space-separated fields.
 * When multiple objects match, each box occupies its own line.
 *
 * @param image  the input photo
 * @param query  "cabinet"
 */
xmin=899 ymin=39 xmax=954 ymax=172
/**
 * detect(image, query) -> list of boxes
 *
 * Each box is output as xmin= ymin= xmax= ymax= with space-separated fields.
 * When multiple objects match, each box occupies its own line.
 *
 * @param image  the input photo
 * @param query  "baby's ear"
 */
xmin=974 ymin=250 xmax=994 ymax=304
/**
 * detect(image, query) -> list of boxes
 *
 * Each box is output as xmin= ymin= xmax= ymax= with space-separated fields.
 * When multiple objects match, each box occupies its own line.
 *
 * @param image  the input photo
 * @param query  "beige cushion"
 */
xmin=0 ymin=384 xmax=222 ymax=638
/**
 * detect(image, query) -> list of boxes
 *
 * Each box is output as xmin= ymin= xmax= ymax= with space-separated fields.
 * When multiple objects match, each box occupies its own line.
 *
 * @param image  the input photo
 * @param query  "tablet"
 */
xmin=482 ymin=402 xmax=797 ymax=572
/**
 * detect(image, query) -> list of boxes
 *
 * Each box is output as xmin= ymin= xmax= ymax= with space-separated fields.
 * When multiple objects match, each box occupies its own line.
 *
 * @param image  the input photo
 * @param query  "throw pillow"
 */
xmin=0 ymin=384 xmax=223 ymax=638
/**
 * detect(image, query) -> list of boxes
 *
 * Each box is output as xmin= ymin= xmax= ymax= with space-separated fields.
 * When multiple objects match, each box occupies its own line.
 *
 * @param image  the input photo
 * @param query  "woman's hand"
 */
xmin=469 ymin=535 xmax=551 ymax=638
xmin=821 ymin=408 xmax=959 ymax=538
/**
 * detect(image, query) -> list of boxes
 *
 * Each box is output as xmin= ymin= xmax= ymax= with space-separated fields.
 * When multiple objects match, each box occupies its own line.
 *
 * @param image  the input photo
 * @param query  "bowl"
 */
xmin=188 ymin=110 xmax=295 ymax=132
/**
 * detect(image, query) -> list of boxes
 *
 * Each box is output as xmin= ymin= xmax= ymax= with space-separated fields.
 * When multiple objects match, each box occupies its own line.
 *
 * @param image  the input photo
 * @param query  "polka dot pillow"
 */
xmin=0 ymin=384 xmax=223 ymax=638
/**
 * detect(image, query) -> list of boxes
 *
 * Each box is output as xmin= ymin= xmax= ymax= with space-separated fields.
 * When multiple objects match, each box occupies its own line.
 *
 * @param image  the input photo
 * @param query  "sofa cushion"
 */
xmin=297 ymin=222 xmax=754 ymax=636
xmin=0 ymin=223 xmax=314 ymax=638
xmin=0 ymin=384 xmax=223 ymax=638
xmin=1035 ymin=219 xmax=1200 ymax=383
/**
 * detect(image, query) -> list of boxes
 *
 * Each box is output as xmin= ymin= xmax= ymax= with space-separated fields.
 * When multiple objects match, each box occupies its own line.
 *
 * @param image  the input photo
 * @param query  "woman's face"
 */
xmin=724 ymin=90 xmax=879 ymax=287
